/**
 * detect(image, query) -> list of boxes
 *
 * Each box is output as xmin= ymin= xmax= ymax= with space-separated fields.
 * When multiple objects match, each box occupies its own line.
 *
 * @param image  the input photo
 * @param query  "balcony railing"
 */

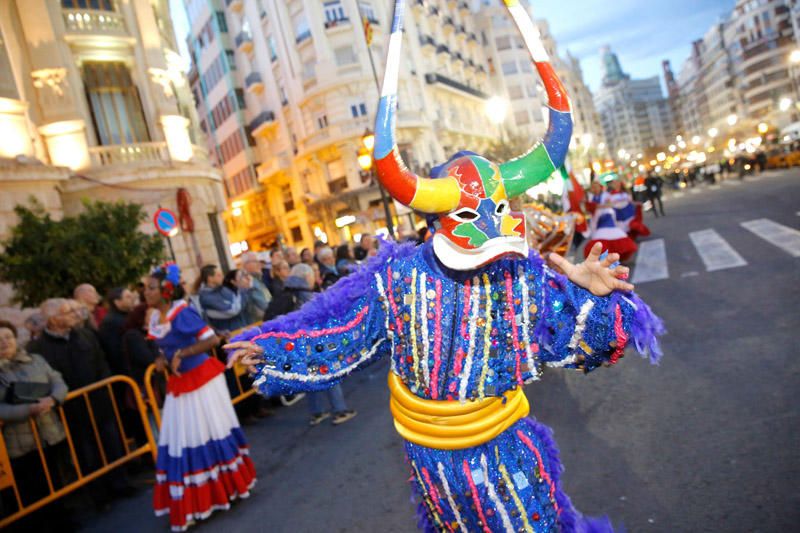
xmin=324 ymin=17 xmax=350 ymax=29
xmin=250 ymin=111 xmax=276 ymax=137
xmin=226 ymin=0 xmax=243 ymax=12
xmin=425 ymin=73 xmax=488 ymax=99
xmin=62 ymin=9 xmax=127 ymax=35
xmin=235 ymin=31 xmax=253 ymax=53
xmin=245 ymin=72 xmax=264 ymax=93
xmin=295 ymin=30 xmax=312 ymax=44
xmin=87 ymin=142 xmax=207 ymax=167
xmin=436 ymin=44 xmax=450 ymax=56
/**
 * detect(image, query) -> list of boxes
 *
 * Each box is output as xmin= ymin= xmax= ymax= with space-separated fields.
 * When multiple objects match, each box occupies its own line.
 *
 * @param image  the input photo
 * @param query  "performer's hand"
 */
xmin=170 ymin=352 xmax=182 ymax=377
xmin=548 ymin=242 xmax=634 ymax=296
xmin=223 ymin=341 xmax=265 ymax=373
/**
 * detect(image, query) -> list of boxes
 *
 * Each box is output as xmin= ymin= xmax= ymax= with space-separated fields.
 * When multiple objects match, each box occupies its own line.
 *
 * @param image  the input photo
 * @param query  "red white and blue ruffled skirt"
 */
xmin=153 ymin=358 xmax=257 ymax=531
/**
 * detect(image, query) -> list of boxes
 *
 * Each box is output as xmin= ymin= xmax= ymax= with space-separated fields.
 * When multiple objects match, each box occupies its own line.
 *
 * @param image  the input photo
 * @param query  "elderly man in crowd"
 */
xmin=240 ymin=251 xmax=272 ymax=324
xmin=353 ymin=233 xmax=375 ymax=261
xmin=73 ymin=283 xmax=104 ymax=330
xmin=28 ymin=298 xmax=133 ymax=507
xmin=316 ymin=246 xmax=341 ymax=289
xmin=285 ymin=247 xmax=301 ymax=267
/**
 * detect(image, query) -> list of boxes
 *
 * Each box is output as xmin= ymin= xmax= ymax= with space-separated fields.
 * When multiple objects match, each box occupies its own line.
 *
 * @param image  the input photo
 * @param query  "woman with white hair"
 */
xmin=284 ymin=263 xmax=357 ymax=426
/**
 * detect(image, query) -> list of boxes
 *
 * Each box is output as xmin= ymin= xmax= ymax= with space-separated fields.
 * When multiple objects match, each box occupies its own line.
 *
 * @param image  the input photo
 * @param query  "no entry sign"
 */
xmin=153 ymin=208 xmax=179 ymax=237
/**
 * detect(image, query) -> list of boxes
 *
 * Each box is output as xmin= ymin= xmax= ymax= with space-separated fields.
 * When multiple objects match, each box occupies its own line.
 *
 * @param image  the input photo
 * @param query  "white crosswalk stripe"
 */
xmin=689 ymin=229 xmax=748 ymax=271
xmin=740 ymin=219 xmax=800 ymax=257
xmin=631 ymin=239 xmax=669 ymax=284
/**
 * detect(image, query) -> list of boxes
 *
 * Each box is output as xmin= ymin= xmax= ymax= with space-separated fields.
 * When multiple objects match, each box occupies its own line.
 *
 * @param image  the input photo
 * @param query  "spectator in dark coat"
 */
xmin=317 ymin=246 xmax=341 ymax=289
xmin=97 ymin=287 xmax=137 ymax=375
xmin=263 ymin=261 xmax=294 ymax=321
xmin=353 ymin=234 xmax=375 ymax=261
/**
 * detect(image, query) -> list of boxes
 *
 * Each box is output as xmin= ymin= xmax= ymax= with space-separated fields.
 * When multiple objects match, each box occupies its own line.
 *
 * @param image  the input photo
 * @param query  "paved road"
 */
xmin=81 ymin=169 xmax=799 ymax=532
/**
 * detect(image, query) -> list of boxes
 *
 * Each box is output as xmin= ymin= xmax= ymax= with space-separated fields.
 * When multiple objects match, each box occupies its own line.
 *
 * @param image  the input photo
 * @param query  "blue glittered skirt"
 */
xmin=405 ymin=417 xmax=615 ymax=533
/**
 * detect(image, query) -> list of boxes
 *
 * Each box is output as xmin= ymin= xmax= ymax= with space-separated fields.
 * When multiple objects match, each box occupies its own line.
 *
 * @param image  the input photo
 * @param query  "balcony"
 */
xmin=225 ymin=0 xmax=243 ymax=13
xmin=412 ymin=0 xmax=427 ymax=15
xmin=295 ymin=30 xmax=312 ymax=44
xmin=458 ymin=1 xmax=471 ymax=15
xmin=62 ymin=8 xmax=128 ymax=38
xmin=257 ymin=153 xmax=291 ymax=183
xmin=429 ymin=6 xmax=439 ymax=16
xmin=468 ymin=32 xmax=479 ymax=49
xmin=235 ymin=31 xmax=253 ymax=53
xmin=443 ymin=17 xmax=455 ymax=36
xmin=436 ymin=44 xmax=450 ymax=58
xmin=424 ymin=73 xmax=488 ymax=100
xmin=419 ymin=35 xmax=436 ymax=55
xmin=250 ymin=111 xmax=276 ymax=138
xmin=454 ymin=52 xmax=465 ymax=65
xmin=245 ymin=72 xmax=264 ymax=94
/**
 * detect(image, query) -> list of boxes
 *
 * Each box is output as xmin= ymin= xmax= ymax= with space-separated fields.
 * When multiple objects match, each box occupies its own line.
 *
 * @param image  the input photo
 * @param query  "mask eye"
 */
xmin=495 ymin=200 xmax=509 ymax=216
xmin=450 ymin=208 xmax=480 ymax=222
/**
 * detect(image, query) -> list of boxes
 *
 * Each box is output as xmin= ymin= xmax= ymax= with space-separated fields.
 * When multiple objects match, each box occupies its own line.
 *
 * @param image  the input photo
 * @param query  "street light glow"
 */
xmin=790 ymin=49 xmax=800 ymax=64
xmin=779 ymin=97 xmax=793 ymax=112
xmin=691 ymin=135 xmax=701 ymax=145
xmin=708 ymin=127 xmax=719 ymax=138
xmin=668 ymin=144 xmax=676 ymax=152
xmin=757 ymin=122 xmax=769 ymax=134
xmin=656 ymin=152 xmax=666 ymax=162
xmin=485 ymin=96 xmax=509 ymax=125
xmin=727 ymin=114 xmax=738 ymax=126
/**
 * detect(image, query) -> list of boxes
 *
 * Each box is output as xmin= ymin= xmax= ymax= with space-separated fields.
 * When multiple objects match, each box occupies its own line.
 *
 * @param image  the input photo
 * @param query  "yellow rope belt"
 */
xmin=388 ymin=372 xmax=529 ymax=450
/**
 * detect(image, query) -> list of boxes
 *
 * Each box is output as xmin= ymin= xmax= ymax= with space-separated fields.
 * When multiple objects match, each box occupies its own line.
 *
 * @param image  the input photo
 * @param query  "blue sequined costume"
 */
xmin=233 ymin=240 xmax=662 ymax=532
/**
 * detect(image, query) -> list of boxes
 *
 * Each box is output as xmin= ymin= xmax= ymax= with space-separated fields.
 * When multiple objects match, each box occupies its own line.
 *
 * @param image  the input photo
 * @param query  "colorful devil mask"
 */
xmin=374 ymin=0 xmax=573 ymax=271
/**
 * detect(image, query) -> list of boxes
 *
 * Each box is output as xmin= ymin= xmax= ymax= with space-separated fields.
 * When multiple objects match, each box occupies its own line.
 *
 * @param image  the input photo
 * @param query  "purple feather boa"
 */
xmin=626 ymin=294 xmax=665 ymax=364
xmin=232 ymin=240 xmax=416 ymax=344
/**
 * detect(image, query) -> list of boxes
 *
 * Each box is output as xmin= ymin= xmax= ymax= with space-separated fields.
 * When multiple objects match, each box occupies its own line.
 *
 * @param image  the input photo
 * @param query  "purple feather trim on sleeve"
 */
xmin=625 ymin=293 xmax=666 ymax=364
xmin=230 ymin=240 xmax=417 ymax=342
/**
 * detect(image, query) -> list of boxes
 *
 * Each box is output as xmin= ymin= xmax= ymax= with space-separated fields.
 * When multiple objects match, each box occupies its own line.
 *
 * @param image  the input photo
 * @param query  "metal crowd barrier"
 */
xmin=0 ymin=375 xmax=157 ymax=528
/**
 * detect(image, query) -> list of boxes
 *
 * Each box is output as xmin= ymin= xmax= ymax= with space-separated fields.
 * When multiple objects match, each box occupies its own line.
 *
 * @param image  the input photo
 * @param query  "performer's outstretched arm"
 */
xmin=529 ymin=243 xmax=664 ymax=371
xmin=226 ymin=243 xmax=414 ymax=396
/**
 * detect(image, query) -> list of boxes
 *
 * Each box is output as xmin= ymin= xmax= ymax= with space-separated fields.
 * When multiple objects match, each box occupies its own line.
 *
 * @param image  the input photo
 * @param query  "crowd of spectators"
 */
xmin=0 ymin=234 xmax=383 ymax=527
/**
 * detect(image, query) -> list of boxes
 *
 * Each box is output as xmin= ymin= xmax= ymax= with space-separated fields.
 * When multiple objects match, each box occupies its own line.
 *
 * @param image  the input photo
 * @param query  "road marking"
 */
xmin=740 ymin=218 xmax=800 ymax=257
xmin=689 ymin=229 xmax=748 ymax=271
xmin=672 ymin=192 xmax=685 ymax=199
xmin=631 ymin=239 xmax=669 ymax=283
xmin=709 ymin=185 xmax=720 ymax=190
xmin=689 ymin=188 xmax=701 ymax=194
xmin=680 ymin=271 xmax=699 ymax=278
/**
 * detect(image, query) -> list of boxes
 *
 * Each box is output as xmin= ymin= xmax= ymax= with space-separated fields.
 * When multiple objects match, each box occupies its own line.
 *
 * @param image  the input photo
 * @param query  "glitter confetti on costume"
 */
xmin=232 ymin=1 xmax=663 ymax=531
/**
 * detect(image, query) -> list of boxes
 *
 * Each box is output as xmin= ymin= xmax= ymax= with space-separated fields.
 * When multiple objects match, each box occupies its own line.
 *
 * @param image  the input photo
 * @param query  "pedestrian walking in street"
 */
xmin=146 ymin=263 xmax=256 ymax=532
xmin=645 ymin=172 xmax=666 ymax=217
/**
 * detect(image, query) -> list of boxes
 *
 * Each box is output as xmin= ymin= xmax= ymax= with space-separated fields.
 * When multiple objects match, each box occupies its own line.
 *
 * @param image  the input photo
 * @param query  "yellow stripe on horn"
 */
xmin=408 ymin=176 xmax=462 ymax=213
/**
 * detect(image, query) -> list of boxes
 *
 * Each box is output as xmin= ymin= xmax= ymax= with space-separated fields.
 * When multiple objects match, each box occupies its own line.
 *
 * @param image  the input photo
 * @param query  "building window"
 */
xmin=62 ymin=0 xmax=114 ymax=10
xmin=495 ymin=36 xmax=511 ymax=51
xmin=358 ymin=1 xmax=377 ymax=23
xmin=507 ymin=85 xmax=523 ymax=100
xmin=324 ymin=0 xmax=347 ymax=25
xmin=225 ymin=50 xmax=236 ymax=70
xmin=303 ymin=60 xmax=316 ymax=80
xmin=290 ymin=226 xmax=303 ymax=242
xmin=519 ymin=60 xmax=532 ymax=73
xmin=501 ymin=61 xmax=518 ymax=75
xmin=215 ymin=11 xmax=228 ymax=33
xmin=235 ymin=88 xmax=246 ymax=109
xmin=82 ymin=61 xmax=150 ymax=145
xmin=316 ymin=114 xmax=329 ymax=130
xmin=293 ymin=13 xmax=311 ymax=43
xmin=350 ymin=102 xmax=367 ymax=117
xmin=268 ymin=36 xmax=278 ymax=62
xmin=334 ymin=46 xmax=357 ymax=66
xmin=282 ymin=185 xmax=294 ymax=212
xmin=514 ymin=110 xmax=530 ymax=125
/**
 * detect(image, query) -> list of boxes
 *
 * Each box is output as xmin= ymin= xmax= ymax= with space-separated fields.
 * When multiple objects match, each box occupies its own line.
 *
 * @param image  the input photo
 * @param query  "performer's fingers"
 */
xmin=587 ymin=242 xmax=604 ymax=262
xmin=222 ymin=341 xmax=251 ymax=350
xmin=602 ymin=252 xmax=620 ymax=267
xmin=612 ymin=277 xmax=635 ymax=292
xmin=547 ymin=252 xmax=574 ymax=276
xmin=614 ymin=266 xmax=630 ymax=279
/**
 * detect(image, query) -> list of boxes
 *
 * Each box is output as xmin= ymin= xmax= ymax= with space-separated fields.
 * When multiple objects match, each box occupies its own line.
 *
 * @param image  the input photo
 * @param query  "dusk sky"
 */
xmin=169 ymin=0 xmax=736 ymax=95
xmin=534 ymin=0 xmax=735 ymax=92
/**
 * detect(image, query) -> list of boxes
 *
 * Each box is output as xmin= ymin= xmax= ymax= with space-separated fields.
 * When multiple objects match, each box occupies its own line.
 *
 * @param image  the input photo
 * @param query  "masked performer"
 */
xmin=146 ymin=263 xmax=256 ymax=532
xmin=584 ymin=181 xmax=639 ymax=262
xmin=607 ymin=179 xmax=650 ymax=241
xmin=227 ymin=1 xmax=663 ymax=531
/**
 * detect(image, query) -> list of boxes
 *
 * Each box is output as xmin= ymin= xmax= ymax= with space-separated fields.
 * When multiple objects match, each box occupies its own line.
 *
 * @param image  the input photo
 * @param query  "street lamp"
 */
xmin=708 ymin=127 xmax=719 ymax=138
xmin=359 ymin=128 xmax=395 ymax=240
xmin=727 ymin=114 xmax=738 ymax=126
xmin=757 ymin=122 xmax=769 ymax=135
xmin=779 ymin=97 xmax=793 ymax=112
